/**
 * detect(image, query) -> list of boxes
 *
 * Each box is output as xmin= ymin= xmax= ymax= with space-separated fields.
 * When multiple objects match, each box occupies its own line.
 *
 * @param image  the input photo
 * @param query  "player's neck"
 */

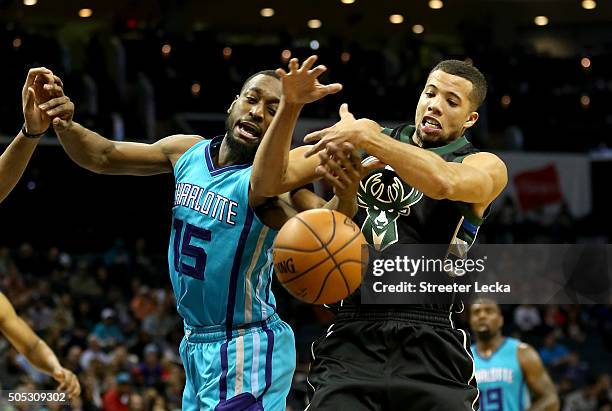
xmin=215 ymin=138 xmax=231 ymax=167
xmin=476 ymin=334 xmax=504 ymax=358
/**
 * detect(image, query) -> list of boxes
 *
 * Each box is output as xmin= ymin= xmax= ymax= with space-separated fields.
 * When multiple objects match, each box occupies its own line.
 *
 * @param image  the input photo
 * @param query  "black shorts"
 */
xmin=306 ymin=308 xmax=479 ymax=411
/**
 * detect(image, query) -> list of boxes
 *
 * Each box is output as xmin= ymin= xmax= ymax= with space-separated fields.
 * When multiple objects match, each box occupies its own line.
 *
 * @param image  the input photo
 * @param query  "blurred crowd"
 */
xmin=1 ymin=23 xmax=612 ymax=152
xmin=0 ymin=240 xmax=611 ymax=410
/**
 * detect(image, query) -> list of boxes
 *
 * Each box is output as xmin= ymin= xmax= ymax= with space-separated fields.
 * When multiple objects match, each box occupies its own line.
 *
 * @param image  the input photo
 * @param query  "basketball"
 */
xmin=272 ymin=209 xmax=367 ymax=305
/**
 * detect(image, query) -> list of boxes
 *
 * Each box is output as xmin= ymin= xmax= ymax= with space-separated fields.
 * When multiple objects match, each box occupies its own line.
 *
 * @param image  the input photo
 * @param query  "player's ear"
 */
xmin=463 ymin=111 xmax=479 ymax=130
xmin=227 ymin=95 xmax=239 ymax=114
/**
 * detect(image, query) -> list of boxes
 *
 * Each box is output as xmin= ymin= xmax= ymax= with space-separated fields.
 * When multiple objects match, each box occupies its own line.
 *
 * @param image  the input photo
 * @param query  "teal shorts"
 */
xmin=179 ymin=314 xmax=296 ymax=410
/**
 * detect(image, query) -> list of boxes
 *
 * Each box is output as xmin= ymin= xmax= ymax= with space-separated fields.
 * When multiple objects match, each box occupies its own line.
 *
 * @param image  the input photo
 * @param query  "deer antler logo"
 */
xmin=357 ymin=169 xmax=423 ymax=249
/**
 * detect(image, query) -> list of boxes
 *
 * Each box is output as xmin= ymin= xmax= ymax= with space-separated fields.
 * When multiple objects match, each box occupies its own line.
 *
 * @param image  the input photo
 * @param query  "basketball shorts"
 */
xmin=306 ymin=308 xmax=479 ymax=411
xmin=180 ymin=313 xmax=296 ymax=411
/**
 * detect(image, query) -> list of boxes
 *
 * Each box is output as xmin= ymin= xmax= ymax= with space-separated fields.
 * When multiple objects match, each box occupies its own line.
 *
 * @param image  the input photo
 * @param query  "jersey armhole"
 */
xmin=173 ymin=138 xmax=209 ymax=172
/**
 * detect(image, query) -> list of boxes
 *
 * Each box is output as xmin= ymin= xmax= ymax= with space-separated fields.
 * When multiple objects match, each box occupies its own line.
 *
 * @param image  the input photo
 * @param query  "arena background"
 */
xmin=0 ymin=0 xmax=611 ymax=410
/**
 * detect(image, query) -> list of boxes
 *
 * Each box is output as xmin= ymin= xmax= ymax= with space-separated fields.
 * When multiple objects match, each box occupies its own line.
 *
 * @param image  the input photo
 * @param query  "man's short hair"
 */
xmin=430 ymin=60 xmax=487 ymax=109
xmin=240 ymin=70 xmax=280 ymax=94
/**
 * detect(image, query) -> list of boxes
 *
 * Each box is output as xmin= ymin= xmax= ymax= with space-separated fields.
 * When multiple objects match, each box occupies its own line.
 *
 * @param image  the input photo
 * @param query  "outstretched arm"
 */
xmin=0 ymin=293 xmax=81 ymax=399
xmin=518 ymin=343 xmax=560 ymax=411
xmin=39 ymin=82 xmax=201 ymax=175
xmin=249 ymin=55 xmax=342 ymax=206
xmin=304 ymin=105 xmax=507 ymax=213
xmin=0 ymin=133 xmax=40 ymax=203
xmin=1 ymin=67 xmax=58 ymax=203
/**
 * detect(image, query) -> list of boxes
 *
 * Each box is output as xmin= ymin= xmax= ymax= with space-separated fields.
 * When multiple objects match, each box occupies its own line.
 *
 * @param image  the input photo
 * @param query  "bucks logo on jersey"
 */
xmin=357 ymin=165 xmax=423 ymax=249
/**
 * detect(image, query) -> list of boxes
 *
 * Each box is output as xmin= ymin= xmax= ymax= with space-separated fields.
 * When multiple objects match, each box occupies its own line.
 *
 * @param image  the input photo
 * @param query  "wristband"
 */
xmin=21 ymin=124 xmax=47 ymax=139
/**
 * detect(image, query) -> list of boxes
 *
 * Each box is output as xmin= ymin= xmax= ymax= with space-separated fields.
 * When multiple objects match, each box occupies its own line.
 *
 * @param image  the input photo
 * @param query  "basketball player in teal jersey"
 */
xmin=38 ymin=56 xmax=365 ymax=410
xmin=0 ymin=68 xmax=81 ymax=399
xmin=470 ymin=301 xmax=559 ymax=411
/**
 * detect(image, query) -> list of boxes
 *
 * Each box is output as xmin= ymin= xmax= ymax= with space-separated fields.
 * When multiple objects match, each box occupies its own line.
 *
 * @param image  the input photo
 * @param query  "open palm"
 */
xmin=276 ymin=55 xmax=342 ymax=105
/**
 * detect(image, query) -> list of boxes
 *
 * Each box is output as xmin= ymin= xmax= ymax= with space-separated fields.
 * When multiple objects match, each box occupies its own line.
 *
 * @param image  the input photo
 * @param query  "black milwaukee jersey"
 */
xmin=343 ymin=124 xmax=486 ymax=313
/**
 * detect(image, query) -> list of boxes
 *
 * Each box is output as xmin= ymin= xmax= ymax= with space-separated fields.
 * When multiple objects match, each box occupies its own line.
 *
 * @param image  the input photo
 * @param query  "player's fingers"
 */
xmin=25 ymin=87 xmax=35 ymax=109
xmin=69 ymin=374 xmax=81 ymax=398
xmin=53 ymin=117 xmax=69 ymax=130
xmin=339 ymin=103 xmax=355 ymax=120
xmin=43 ymin=83 xmax=63 ymax=95
xmin=39 ymin=96 xmax=70 ymax=111
xmin=303 ymin=128 xmax=328 ymax=144
xmin=324 ymin=151 xmax=350 ymax=183
xmin=321 ymin=83 xmax=343 ymax=95
xmin=333 ymin=146 xmax=358 ymax=176
xmin=317 ymin=165 xmax=348 ymax=191
xmin=317 ymin=148 xmax=331 ymax=165
xmin=343 ymin=143 xmax=363 ymax=170
xmin=308 ymin=65 xmax=327 ymax=77
xmin=46 ymin=102 xmax=72 ymax=117
xmin=303 ymin=140 xmax=326 ymax=157
xmin=25 ymin=67 xmax=51 ymax=88
xmin=289 ymin=58 xmax=299 ymax=72
xmin=53 ymin=75 xmax=64 ymax=88
xmin=57 ymin=373 xmax=68 ymax=393
xmin=301 ymin=55 xmax=318 ymax=71
xmin=275 ymin=68 xmax=288 ymax=77
xmin=34 ymin=73 xmax=54 ymax=86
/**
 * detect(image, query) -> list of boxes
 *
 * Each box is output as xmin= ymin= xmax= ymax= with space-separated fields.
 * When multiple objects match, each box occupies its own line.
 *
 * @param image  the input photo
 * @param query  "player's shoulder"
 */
xmin=158 ymin=134 xmax=206 ymax=166
xmin=516 ymin=341 xmax=542 ymax=364
xmin=159 ymin=134 xmax=205 ymax=153
xmin=463 ymin=151 xmax=506 ymax=167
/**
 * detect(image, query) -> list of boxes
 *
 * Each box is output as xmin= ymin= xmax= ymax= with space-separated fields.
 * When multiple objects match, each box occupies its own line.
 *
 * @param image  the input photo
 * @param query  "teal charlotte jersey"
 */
xmin=168 ymin=136 xmax=295 ymax=410
xmin=168 ymin=137 xmax=278 ymax=329
xmin=471 ymin=338 xmax=530 ymax=411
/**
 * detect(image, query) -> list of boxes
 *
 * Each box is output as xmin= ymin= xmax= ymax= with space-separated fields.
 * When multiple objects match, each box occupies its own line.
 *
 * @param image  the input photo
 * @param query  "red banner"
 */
xmin=513 ymin=164 xmax=563 ymax=211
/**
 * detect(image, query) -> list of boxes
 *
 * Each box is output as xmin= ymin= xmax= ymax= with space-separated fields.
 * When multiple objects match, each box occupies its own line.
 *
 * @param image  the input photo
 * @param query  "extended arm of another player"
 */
xmin=304 ymin=109 xmax=507 ymax=207
xmin=40 ymin=88 xmax=200 ymax=175
xmin=518 ymin=344 xmax=560 ymax=411
xmin=0 ymin=293 xmax=80 ymax=398
xmin=0 ymin=133 xmax=40 ymax=203
xmin=53 ymin=121 xmax=197 ymax=175
xmin=290 ymin=189 xmax=357 ymax=217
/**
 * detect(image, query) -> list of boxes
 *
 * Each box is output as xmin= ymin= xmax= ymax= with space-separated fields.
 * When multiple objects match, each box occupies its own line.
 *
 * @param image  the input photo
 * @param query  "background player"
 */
xmin=36 ymin=56 xmax=358 ymax=410
xmin=470 ymin=300 xmax=560 ymax=411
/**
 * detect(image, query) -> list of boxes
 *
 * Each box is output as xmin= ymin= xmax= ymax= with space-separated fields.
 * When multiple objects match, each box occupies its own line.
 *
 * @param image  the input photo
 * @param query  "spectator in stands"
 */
xmin=564 ymin=351 xmax=590 ymax=388
xmin=563 ymin=374 xmax=602 ymax=411
xmin=514 ymin=304 xmax=542 ymax=333
xmin=92 ymin=308 xmax=125 ymax=348
xmin=80 ymin=335 xmax=110 ymax=371
xmin=103 ymin=372 xmax=132 ymax=411
xmin=133 ymin=343 xmax=167 ymax=388
xmin=540 ymin=332 xmax=571 ymax=372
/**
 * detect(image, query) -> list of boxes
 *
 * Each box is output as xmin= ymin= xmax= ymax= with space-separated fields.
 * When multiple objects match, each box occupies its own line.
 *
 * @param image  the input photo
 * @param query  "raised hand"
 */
xmin=276 ymin=55 xmax=342 ymax=105
xmin=303 ymin=103 xmax=381 ymax=158
xmin=22 ymin=67 xmax=57 ymax=135
xmin=37 ymin=81 xmax=75 ymax=132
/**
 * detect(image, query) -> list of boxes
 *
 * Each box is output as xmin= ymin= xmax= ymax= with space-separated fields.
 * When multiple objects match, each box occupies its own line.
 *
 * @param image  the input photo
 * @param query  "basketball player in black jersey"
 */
xmin=303 ymin=60 xmax=508 ymax=410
